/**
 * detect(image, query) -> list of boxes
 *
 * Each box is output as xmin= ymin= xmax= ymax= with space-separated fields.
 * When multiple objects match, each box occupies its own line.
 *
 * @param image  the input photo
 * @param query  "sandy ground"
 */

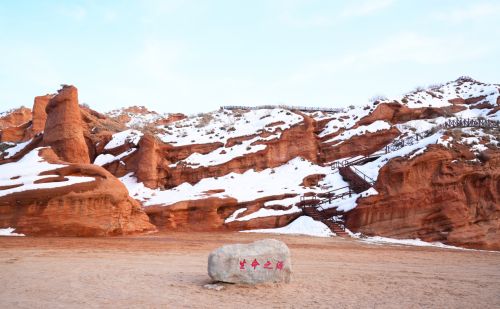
xmin=0 ymin=232 xmax=499 ymax=309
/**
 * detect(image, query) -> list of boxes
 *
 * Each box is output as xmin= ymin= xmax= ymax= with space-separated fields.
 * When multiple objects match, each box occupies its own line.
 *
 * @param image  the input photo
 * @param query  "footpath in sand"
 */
xmin=0 ymin=232 xmax=499 ymax=308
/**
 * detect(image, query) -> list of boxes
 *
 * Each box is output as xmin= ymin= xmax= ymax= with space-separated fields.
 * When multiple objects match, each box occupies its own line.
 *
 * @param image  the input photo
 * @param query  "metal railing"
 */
xmin=385 ymin=132 xmax=428 ymax=153
xmin=385 ymin=117 xmax=499 ymax=154
xmin=330 ymin=153 xmax=382 ymax=171
xmin=350 ymin=166 xmax=375 ymax=185
xmin=221 ymin=105 xmax=345 ymax=113
xmin=299 ymin=185 xmax=353 ymax=207
xmin=443 ymin=118 xmax=499 ymax=129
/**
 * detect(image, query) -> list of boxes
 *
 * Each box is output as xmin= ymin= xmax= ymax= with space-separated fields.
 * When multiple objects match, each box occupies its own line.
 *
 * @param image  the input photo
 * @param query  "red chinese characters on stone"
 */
xmin=238 ymin=259 xmax=285 ymax=271
xmin=239 ymin=259 xmax=247 ymax=270
xmin=276 ymin=261 xmax=284 ymax=270
xmin=251 ymin=258 xmax=260 ymax=270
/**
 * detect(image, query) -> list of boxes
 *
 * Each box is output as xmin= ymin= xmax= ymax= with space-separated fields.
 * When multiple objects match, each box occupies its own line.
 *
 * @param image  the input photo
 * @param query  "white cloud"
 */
xmin=340 ymin=0 xmax=396 ymax=18
xmin=433 ymin=2 xmax=500 ymax=22
xmin=287 ymin=32 xmax=488 ymax=83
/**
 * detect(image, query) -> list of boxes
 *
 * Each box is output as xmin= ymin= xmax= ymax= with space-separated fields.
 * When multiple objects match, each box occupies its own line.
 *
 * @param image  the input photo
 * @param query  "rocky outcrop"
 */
xmin=357 ymin=102 xmax=466 ymax=126
xmin=0 ymin=121 xmax=32 ymax=143
xmin=131 ymin=134 xmax=169 ymax=188
xmin=146 ymin=197 xmax=239 ymax=231
xmin=1 ymin=95 xmax=55 ymax=142
xmin=42 ymin=85 xmax=90 ymax=164
xmin=345 ymin=146 xmax=500 ymax=250
xmin=0 ymin=107 xmax=32 ymax=142
xmin=107 ymin=106 xmax=186 ymax=128
xmin=165 ymin=113 xmax=187 ymax=124
xmin=0 ymin=107 xmax=31 ymax=129
xmin=146 ymin=195 xmax=300 ymax=231
xmin=320 ymin=127 xmax=400 ymax=163
xmin=0 ymin=148 xmax=156 ymax=236
xmin=79 ymin=106 xmax=125 ymax=162
xmin=30 ymin=95 xmax=53 ymax=135
xmin=301 ymin=174 xmax=326 ymax=187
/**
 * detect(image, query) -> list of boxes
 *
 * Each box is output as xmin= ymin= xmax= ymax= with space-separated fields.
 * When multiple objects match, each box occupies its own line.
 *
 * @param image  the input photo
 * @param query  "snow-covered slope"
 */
xmin=106 ymin=106 xmax=183 ymax=130
xmin=398 ymin=77 xmax=499 ymax=108
xmin=114 ymin=77 xmax=499 ymax=233
xmin=158 ymin=108 xmax=303 ymax=146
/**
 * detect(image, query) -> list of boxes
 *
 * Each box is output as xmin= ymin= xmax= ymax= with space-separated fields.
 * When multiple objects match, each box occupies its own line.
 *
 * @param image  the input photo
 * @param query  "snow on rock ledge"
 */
xmin=0 ymin=148 xmax=95 ymax=198
xmin=104 ymin=129 xmax=143 ymax=150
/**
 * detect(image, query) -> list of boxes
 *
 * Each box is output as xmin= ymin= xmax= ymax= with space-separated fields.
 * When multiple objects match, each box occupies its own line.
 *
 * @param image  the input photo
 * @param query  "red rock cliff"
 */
xmin=42 ymin=86 xmax=90 ymax=164
xmin=345 ymin=146 xmax=500 ymax=250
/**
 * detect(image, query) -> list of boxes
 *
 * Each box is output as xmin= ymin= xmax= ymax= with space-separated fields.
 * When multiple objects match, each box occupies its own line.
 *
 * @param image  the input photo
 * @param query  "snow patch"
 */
xmin=234 ymin=206 xmax=301 ymax=222
xmin=351 ymin=234 xmax=482 ymax=251
xmin=94 ymin=149 xmax=136 ymax=166
xmin=242 ymin=216 xmax=334 ymax=237
xmin=224 ymin=208 xmax=248 ymax=223
xmin=0 ymin=227 xmax=25 ymax=236
xmin=104 ymin=129 xmax=143 ymax=150
xmin=3 ymin=139 xmax=32 ymax=159
xmin=325 ymin=120 xmax=392 ymax=145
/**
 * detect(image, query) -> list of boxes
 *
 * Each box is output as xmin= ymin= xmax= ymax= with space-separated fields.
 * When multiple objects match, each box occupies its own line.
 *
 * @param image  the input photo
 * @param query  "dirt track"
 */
xmin=1 ymin=232 xmax=499 ymax=308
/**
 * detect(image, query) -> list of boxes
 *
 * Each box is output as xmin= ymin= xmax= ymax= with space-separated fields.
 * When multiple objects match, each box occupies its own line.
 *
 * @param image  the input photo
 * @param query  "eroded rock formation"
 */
xmin=345 ymin=146 xmax=500 ymax=250
xmin=0 ymin=148 xmax=156 ymax=236
xmin=0 ymin=107 xmax=32 ymax=142
xmin=0 ymin=78 xmax=499 ymax=247
xmin=42 ymin=85 xmax=90 ymax=164
xmin=30 ymin=95 xmax=52 ymax=135
xmin=0 ymin=107 xmax=31 ymax=130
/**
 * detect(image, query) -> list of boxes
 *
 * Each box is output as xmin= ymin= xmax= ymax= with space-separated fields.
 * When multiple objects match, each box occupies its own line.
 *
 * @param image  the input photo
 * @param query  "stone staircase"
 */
xmin=339 ymin=166 xmax=372 ymax=193
xmin=299 ymin=161 xmax=375 ymax=237
xmin=301 ymin=206 xmax=348 ymax=237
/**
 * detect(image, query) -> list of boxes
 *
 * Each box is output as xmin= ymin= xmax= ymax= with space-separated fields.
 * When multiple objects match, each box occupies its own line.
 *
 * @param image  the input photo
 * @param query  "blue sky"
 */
xmin=1 ymin=0 xmax=499 ymax=114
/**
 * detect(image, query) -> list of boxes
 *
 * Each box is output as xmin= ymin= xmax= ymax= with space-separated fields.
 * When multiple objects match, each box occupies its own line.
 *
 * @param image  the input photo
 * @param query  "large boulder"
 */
xmin=208 ymin=239 xmax=292 ymax=284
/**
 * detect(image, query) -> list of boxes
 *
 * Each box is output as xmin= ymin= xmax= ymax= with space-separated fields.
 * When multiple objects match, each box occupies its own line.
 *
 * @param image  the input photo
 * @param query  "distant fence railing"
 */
xmin=221 ymin=105 xmax=345 ymax=113
xmin=442 ymin=118 xmax=499 ymax=129
xmin=385 ymin=117 xmax=499 ymax=153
